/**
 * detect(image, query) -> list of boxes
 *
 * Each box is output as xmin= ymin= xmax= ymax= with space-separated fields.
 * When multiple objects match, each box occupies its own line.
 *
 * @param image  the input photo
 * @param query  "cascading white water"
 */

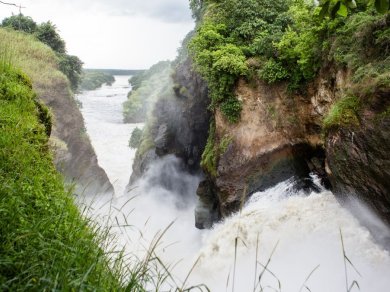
xmin=77 ymin=80 xmax=390 ymax=292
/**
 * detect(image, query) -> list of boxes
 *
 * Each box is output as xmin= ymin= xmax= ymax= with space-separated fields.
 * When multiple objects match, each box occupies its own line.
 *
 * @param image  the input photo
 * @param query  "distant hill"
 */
xmin=84 ymin=68 xmax=145 ymax=76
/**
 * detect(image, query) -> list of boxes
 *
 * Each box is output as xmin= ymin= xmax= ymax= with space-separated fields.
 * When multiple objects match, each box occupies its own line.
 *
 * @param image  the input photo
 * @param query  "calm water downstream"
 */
xmin=77 ymin=76 xmax=142 ymax=196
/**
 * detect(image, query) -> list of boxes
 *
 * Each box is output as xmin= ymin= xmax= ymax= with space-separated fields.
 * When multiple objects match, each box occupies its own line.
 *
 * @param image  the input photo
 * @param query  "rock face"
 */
xmin=325 ymin=92 xmax=390 ymax=232
xmin=35 ymin=78 xmax=113 ymax=196
xmin=131 ymin=54 xmax=390 ymax=241
xmin=201 ymin=72 xmax=346 ymax=218
xmin=129 ymin=58 xmax=211 ymax=185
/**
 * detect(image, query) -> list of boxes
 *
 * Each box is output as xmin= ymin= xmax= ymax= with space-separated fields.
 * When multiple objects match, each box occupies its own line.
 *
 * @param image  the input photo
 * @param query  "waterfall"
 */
xmin=77 ymin=80 xmax=390 ymax=291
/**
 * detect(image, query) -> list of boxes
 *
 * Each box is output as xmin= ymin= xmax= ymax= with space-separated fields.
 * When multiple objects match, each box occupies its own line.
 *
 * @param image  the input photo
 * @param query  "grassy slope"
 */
xmin=0 ymin=27 xmax=113 ymax=195
xmin=0 ymin=59 xmax=124 ymax=289
xmin=0 ymin=28 xmax=68 ymax=95
xmin=0 ymin=28 xmax=124 ymax=290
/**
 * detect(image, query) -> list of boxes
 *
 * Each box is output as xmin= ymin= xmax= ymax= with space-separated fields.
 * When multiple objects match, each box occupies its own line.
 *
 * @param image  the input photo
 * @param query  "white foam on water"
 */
xmin=78 ymin=80 xmax=390 ymax=292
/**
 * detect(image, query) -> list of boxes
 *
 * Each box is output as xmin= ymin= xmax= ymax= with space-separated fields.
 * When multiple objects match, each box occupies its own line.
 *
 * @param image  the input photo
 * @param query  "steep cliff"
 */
xmin=325 ymin=90 xmax=390 ymax=227
xmin=0 ymin=28 xmax=113 ymax=195
xmin=130 ymin=1 xmax=389 ymax=240
xmin=129 ymin=57 xmax=211 ymax=186
xmin=186 ymin=1 xmax=390 ymax=238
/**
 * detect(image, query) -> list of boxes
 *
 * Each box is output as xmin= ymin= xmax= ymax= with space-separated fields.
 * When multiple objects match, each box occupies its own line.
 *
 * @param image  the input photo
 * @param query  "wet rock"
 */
xmin=154 ymin=123 xmax=170 ymax=153
xmin=326 ymin=94 xmax=390 ymax=231
xmin=195 ymin=180 xmax=220 ymax=229
xmin=129 ymin=57 xmax=210 ymax=184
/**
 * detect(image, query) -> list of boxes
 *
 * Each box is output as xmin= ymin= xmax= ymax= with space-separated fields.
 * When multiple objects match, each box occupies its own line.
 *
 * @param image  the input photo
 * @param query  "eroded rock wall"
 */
xmin=36 ymin=78 xmax=113 ymax=196
xmin=199 ymin=69 xmax=349 ymax=220
xmin=325 ymin=91 xmax=390 ymax=228
xmin=129 ymin=58 xmax=211 ymax=185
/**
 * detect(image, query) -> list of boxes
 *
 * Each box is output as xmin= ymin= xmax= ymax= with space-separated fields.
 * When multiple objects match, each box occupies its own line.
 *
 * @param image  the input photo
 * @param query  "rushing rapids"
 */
xmin=77 ymin=79 xmax=390 ymax=291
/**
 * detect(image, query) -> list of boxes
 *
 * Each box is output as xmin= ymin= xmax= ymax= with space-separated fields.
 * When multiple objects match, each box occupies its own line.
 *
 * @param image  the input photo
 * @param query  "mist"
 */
xmin=77 ymin=76 xmax=390 ymax=291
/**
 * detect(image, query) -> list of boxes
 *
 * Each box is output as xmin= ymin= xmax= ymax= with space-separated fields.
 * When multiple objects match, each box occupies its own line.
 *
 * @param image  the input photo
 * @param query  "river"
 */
xmin=77 ymin=76 xmax=390 ymax=292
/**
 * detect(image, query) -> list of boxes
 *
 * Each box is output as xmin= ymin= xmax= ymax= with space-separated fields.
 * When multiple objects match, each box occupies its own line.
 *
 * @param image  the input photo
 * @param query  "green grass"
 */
xmin=323 ymin=95 xmax=361 ymax=133
xmin=0 ymin=27 xmax=71 ymax=99
xmin=201 ymin=122 xmax=218 ymax=177
xmin=0 ymin=63 xmax=126 ymax=290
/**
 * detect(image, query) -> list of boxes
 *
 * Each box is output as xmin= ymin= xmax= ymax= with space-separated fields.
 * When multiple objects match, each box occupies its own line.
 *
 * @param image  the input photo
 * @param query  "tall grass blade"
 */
xmin=298 ymin=265 xmax=320 ymax=292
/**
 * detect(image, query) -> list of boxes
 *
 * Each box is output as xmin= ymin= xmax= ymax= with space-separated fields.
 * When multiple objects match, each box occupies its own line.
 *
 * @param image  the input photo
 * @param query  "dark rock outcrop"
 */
xmin=129 ymin=57 xmax=211 ymax=183
xmin=326 ymin=92 xmax=390 ymax=241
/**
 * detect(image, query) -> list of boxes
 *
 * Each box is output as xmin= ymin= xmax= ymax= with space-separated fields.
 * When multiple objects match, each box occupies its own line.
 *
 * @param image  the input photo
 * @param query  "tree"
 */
xmin=1 ymin=14 xmax=37 ymax=33
xmin=58 ymin=54 xmax=83 ymax=91
xmin=35 ymin=21 xmax=66 ymax=54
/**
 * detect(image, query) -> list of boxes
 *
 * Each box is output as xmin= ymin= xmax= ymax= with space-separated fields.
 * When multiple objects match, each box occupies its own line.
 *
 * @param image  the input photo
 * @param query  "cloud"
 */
xmin=0 ymin=0 xmax=194 ymax=68
xmin=73 ymin=0 xmax=193 ymax=23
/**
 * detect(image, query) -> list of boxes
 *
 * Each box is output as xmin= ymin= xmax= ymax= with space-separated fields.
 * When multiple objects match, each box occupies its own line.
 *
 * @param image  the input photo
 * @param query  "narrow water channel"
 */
xmin=77 ymin=76 xmax=142 ymax=196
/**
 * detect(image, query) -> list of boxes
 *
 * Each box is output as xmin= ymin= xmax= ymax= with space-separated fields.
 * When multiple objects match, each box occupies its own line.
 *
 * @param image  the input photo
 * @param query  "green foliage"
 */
xmin=80 ymin=70 xmax=115 ymax=91
xmin=123 ymin=61 xmax=172 ymax=123
xmin=136 ymin=118 xmax=156 ymax=158
xmin=201 ymin=121 xmax=217 ymax=177
xmin=0 ymin=64 xmax=125 ymax=290
xmin=35 ymin=21 xmax=66 ymax=54
xmin=220 ymin=96 xmax=242 ymax=123
xmin=58 ymin=53 xmax=83 ymax=91
xmin=269 ymin=1 xmax=339 ymax=88
xmin=189 ymin=22 xmax=247 ymax=121
xmin=1 ymin=14 xmax=37 ymax=33
xmin=330 ymin=12 xmax=390 ymax=95
xmin=129 ymin=127 xmax=143 ymax=148
xmin=190 ymin=0 xmax=204 ymax=20
xmin=189 ymin=0 xmax=293 ymax=122
xmin=323 ymin=95 xmax=361 ymax=132
xmin=259 ymin=58 xmax=290 ymax=83
xmin=1 ymin=14 xmax=83 ymax=91
xmin=129 ymin=61 xmax=171 ymax=91
xmin=319 ymin=0 xmax=389 ymax=18
xmin=219 ymin=134 xmax=233 ymax=154
xmin=200 ymin=120 xmax=234 ymax=177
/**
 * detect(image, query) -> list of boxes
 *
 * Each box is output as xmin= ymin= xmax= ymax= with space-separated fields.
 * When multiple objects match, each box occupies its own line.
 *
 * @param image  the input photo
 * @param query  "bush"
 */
xmin=201 ymin=121 xmax=217 ymax=177
xmin=1 ymin=14 xmax=83 ymax=91
xmin=259 ymin=58 xmax=290 ymax=83
xmin=189 ymin=0 xmax=293 ymax=122
xmin=35 ymin=21 xmax=66 ymax=54
xmin=129 ymin=127 xmax=143 ymax=148
xmin=323 ymin=95 xmax=361 ymax=132
xmin=58 ymin=54 xmax=83 ymax=91
xmin=220 ymin=96 xmax=242 ymax=123
xmin=1 ymin=14 xmax=37 ymax=33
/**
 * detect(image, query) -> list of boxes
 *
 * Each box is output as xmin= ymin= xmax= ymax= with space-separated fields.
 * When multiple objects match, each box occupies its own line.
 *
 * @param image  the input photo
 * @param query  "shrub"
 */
xmin=58 ymin=53 xmax=83 ymax=91
xmin=35 ymin=21 xmax=66 ymax=54
xmin=220 ymin=96 xmax=242 ymax=123
xmin=1 ymin=14 xmax=37 ymax=33
xmin=323 ymin=95 xmax=361 ymax=132
xmin=129 ymin=127 xmax=143 ymax=148
xmin=201 ymin=121 xmax=217 ymax=177
xmin=259 ymin=58 xmax=290 ymax=83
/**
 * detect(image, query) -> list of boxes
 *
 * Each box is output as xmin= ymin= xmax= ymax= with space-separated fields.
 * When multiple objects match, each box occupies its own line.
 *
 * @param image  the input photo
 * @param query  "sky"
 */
xmin=0 ymin=0 xmax=195 ymax=69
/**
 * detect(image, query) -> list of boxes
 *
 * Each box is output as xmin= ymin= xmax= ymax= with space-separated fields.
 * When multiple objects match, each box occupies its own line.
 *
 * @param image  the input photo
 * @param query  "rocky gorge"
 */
xmin=128 ymin=2 xmax=390 ymax=247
